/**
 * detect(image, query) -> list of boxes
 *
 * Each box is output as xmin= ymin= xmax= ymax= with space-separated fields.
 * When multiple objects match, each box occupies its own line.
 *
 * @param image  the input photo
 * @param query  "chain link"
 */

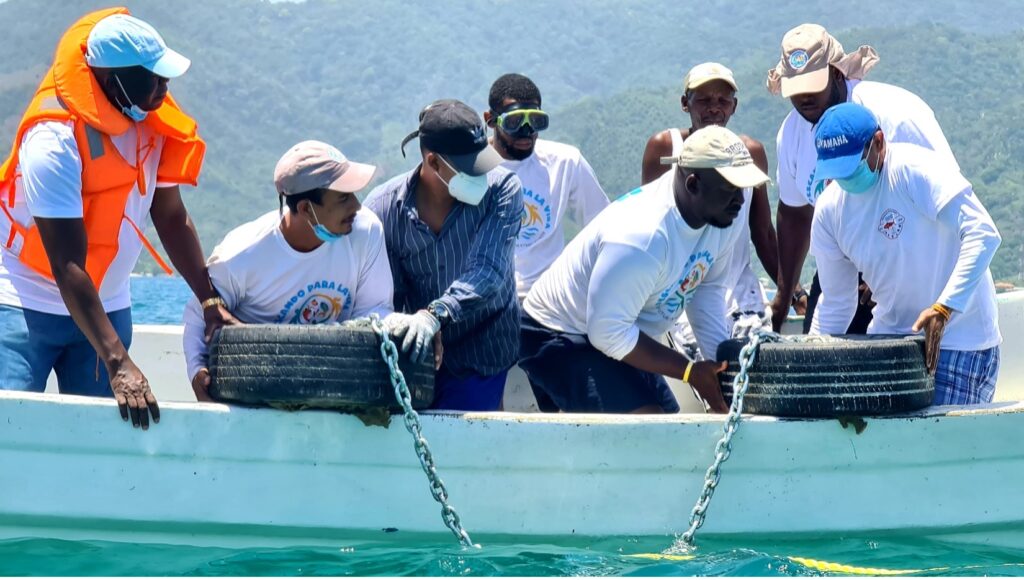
xmin=368 ymin=314 xmax=476 ymax=548
xmin=678 ymin=330 xmax=779 ymax=547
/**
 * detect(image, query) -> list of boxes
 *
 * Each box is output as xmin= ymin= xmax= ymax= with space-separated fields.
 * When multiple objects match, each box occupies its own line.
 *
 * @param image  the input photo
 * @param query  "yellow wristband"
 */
xmin=201 ymin=296 xmax=226 ymax=310
xmin=931 ymin=303 xmax=952 ymax=321
xmin=682 ymin=361 xmax=694 ymax=384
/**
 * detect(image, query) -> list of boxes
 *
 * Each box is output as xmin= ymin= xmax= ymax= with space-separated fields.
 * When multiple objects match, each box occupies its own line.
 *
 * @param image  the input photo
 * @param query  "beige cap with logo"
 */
xmin=660 ymin=125 xmax=770 ymax=188
xmin=273 ymin=140 xmax=377 ymax=196
xmin=683 ymin=62 xmax=738 ymax=93
xmin=766 ymin=24 xmax=880 ymax=98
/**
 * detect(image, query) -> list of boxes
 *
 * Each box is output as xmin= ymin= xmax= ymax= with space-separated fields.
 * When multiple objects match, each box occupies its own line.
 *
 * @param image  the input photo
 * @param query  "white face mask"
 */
xmin=437 ymin=156 xmax=488 ymax=206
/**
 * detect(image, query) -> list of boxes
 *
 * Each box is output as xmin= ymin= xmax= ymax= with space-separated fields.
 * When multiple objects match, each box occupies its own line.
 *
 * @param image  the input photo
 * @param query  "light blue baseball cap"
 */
xmin=85 ymin=14 xmax=190 ymax=78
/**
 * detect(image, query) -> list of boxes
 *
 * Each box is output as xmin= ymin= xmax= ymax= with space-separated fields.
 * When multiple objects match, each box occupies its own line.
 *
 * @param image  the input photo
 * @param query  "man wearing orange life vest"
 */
xmin=0 ymin=9 xmax=236 ymax=429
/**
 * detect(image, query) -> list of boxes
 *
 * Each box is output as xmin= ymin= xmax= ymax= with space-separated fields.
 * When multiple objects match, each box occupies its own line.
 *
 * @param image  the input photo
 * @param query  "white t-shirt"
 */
xmin=0 ymin=120 xmax=171 ymax=314
xmin=502 ymin=139 xmax=609 ymax=300
xmin=776 ymin=80 xmax=959 ymax=208
xmin=182 ymin=209 xmax=394 ymax=380
xmin=524 ymin=170 xmax=742 ymax=361
xmin=810 ymin=144 xmax=1001 ymax=351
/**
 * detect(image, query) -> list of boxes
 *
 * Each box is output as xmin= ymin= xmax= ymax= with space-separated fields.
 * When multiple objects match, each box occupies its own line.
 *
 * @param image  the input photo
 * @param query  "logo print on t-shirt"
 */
xmin=277 ymin=282 xmax=352 ymax=324
xmin=805 ymin=169 xmax=830 ymax=206
xmin=878 ymin=209 xmax=906 ymax=240
xmin=656 ymin=250 xmax=714 ymax=319
xmin=517 ymin=187 xmax=553 ymax=249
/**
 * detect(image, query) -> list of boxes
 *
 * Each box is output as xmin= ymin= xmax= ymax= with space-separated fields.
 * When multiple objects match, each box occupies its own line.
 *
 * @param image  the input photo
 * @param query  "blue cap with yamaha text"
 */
xmin=814 ymin=102 xmax=880 ymax=180
xmin=86 ymin=14 xmax=191 ymax=78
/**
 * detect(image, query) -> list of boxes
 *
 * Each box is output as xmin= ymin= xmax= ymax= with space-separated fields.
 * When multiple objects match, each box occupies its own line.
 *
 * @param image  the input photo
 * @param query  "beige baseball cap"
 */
xmin=683 ymin=62 xmax=738 ymax=93
xmin=767 ymin=24 xmax=879 ymax=97
xmin=273 ymin=140 xmax=377 ymax=195
xmin=660 ymin=125 xmax=770 ymax=188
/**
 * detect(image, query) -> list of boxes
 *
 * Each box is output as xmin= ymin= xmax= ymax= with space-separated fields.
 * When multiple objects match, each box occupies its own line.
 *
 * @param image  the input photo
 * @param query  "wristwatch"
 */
xmin=426 ymin=300 xmax=452 ymax=329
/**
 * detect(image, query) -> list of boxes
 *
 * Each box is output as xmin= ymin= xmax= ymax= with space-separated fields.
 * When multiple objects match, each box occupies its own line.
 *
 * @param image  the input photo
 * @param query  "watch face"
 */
xmin=431 ymin=304 xmax=447 ymax=321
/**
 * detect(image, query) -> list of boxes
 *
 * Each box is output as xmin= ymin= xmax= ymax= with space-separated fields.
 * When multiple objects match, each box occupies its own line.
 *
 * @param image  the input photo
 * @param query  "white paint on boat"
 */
xmin=1 ymin=390 xmax=1023 ymax=547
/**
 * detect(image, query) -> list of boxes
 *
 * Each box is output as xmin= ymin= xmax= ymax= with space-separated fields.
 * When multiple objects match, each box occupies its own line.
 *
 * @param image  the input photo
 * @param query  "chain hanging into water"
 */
xmin=678 ymin=330 xmax=779 ymax=547
xmin=368 ymin=314 xmax=477 ymax=548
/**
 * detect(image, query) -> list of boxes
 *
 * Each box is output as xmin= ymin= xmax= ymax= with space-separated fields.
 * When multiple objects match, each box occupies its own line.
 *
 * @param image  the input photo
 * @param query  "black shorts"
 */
xmin=518 ymin=313 xmax=679 ymax=413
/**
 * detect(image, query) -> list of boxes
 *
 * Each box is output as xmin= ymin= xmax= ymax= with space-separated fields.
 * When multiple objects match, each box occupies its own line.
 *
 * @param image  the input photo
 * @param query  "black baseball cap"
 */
xmin=400 ymin=99 xmax=502 ymax=176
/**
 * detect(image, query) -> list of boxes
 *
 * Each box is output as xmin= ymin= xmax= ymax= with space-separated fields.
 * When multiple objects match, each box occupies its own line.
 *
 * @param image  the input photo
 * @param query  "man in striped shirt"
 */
xmin=365 ymin=99 xmax=524 ymax=411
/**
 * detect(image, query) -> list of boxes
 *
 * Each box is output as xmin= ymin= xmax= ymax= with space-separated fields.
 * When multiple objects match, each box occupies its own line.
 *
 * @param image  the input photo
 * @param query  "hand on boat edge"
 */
xmin=109 ymin=357 xmax=160 ymax=430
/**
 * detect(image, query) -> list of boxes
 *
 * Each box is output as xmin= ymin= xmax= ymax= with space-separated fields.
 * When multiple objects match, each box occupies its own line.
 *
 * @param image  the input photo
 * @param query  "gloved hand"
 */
xmin=731 ymin=309 xmax=771 ymax=339
xmin=382 ymin=310 xmax=440 ymax=365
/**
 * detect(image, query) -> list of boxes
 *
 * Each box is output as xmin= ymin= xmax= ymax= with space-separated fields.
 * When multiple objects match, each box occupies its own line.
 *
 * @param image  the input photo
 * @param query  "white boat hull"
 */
xmin=2 ymin=391 xmax=1023 ymax=547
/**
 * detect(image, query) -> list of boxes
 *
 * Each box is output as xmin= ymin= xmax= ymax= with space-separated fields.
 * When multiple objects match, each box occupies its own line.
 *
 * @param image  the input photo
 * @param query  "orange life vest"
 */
xmin=0 ymin=7 xmax=206 ymax=289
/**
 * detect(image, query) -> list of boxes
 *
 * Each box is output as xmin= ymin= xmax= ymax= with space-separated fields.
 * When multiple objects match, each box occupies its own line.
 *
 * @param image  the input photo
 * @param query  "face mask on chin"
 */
xmin=113 ymin=74 xmax=149 ymax=122
xmin=836 ymin=141 xmax=881 ymax=194
xmin=308 ymin=205 xmax=344 ymax=243
xmin=437 ymin=156 xmax=488 ymax=206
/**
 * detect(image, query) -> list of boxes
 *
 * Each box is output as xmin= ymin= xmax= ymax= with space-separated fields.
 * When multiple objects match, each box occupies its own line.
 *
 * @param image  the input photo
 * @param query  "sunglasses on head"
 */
xmin=494 ymin=108 xmax=550 ymax=138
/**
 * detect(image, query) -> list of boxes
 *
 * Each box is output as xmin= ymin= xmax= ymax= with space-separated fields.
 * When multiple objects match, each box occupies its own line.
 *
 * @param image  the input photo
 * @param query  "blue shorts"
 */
xmin=0 ymin=304 xmax=132 ymax=397
xmin=518 ymin=313 xmax=679 ymax=413
xmin=431 ymin=366 xmax=508 ymax=411
xmin=934 ymin=347 xmax=1000 ymax=405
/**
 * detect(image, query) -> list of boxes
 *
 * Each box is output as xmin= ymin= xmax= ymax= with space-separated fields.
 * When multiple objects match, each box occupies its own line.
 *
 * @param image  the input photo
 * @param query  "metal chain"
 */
xmin=678 ymin=330 xmax=779 ymax=547
xmin=368 ymin=314 xmax=476 ymax=548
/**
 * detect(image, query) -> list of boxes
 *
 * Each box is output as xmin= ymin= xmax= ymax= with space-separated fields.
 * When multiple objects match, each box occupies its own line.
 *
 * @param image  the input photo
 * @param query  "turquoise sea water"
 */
xmin=24 ymin=278 xmax=1013 ymax=575
xmin=3 ymin=533 xmax=1024 ymax=576
xmin=130 ymin=275 xmax=193 ymax=324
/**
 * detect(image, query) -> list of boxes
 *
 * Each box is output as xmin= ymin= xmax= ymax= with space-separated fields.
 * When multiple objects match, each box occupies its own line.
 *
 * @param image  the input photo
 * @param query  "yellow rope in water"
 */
xmin=787 ymin=556 xmax=929 ymax=576
xmin=627 ymin=553 xmax=696 ymax=562
xmin=628 ymin=553 xmax=1024 ymax=575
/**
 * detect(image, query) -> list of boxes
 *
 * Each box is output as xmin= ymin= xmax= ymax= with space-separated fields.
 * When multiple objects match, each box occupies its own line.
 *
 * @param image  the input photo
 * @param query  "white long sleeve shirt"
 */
xmin=524 ymin=170 xmax=742 ymax=361
xmin=502 ymin=139 xmax=610 ymax=300
xmin=810 ymin=143 xmax=1001 ymax=351
xmin=776 ymin=79 xmax=958 ymax=208
xmin=183 ymin=209 xmax=394 ymax=380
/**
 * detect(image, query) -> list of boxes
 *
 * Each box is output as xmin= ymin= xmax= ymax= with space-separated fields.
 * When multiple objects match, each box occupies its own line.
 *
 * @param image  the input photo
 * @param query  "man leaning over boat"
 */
xmin=767 ymin=24 xmax=959 ymax=334
xmin=183 ymin=141 xmax=399 ymax=402
xmin=519 ymin=126 xmax=771 ymax=414
xmin=365 ymin=100 xmax=523 ymax=412
xmin=809 ymin=103 xmax=1001 ymax=405
xmin=0 ymin=9 xmax=233 ymax=429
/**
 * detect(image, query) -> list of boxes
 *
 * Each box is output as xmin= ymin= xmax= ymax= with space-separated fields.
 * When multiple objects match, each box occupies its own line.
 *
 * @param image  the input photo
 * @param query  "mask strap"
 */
xmin=113 ymin=74 xmax=137 ymax=112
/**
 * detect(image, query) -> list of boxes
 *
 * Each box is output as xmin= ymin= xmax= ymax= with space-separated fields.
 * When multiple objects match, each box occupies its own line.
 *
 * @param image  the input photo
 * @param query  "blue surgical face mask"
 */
xmin=437 ymin=156 xmax=488 ymax=206
xmin=308 ymin=205 xmax=344 ymax=243
xmin=113 ymin=74 xmax=149 ymax=122
xmin=836 ymin=141 xmax=881 ymax=194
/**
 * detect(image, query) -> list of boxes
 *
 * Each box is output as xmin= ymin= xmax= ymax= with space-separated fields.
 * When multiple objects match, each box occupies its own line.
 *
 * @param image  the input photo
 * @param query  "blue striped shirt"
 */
xmin=364 ymin=165 xmax=523 ymax=377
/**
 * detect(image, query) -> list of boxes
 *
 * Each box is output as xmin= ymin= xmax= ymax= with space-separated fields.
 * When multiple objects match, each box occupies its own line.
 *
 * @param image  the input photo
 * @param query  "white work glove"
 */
xmin=731 ymin=309 xmax=771 ymax=340
xmin=382 ymin=311 xmax=440 ymax=365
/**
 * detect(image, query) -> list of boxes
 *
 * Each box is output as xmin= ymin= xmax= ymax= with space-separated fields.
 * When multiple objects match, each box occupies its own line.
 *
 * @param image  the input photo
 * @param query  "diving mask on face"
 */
xmin=494 ymin=106 xmax=549 ymax=139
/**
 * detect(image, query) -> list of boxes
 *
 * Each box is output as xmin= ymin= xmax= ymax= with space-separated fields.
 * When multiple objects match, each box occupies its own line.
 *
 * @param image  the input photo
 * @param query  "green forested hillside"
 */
xmin=0 ymin=0 xmax=1021 ymax=281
